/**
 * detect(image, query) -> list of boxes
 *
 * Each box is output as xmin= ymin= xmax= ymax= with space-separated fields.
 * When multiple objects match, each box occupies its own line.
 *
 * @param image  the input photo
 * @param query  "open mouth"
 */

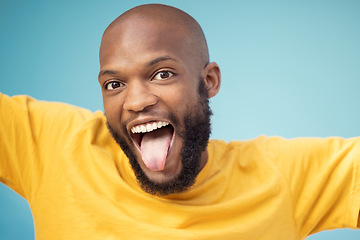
xmin=130 ymin=121 xmax=174 ymax=171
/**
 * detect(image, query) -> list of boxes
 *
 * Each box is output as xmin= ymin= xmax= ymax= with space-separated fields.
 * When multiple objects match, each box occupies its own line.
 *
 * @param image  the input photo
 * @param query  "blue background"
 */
xmin=1 ymin=0 xmax=360 ymax=239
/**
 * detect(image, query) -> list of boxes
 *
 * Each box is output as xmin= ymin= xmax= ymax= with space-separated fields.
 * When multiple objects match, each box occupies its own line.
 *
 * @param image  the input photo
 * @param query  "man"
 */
xmin=0 ymin=4 xmax=359 ymax=239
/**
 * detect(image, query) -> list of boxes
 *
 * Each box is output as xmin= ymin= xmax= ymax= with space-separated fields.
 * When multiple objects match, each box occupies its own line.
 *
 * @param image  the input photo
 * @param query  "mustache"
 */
xmin=121 ymin=109 xmax=180 ymax=135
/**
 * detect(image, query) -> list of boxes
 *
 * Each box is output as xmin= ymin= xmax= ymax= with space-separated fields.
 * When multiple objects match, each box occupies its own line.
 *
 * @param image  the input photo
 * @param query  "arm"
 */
xmin=0 ymin=93 xmax=36 ymax=197
xmin=262 ymin=136 xmax=360 ymax=234
xmin=0 ymin=93 xmax=94 ymax=199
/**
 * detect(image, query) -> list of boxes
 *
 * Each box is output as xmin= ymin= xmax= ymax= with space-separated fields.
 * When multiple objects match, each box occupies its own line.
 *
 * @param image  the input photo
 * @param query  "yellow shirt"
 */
xmin=1 ymin=93 xmax=359 ymax=240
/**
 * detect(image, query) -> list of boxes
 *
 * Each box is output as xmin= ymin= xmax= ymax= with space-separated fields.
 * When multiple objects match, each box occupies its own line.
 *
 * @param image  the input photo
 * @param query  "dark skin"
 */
xmin=98 ymin=4 xmax=221 ymax=185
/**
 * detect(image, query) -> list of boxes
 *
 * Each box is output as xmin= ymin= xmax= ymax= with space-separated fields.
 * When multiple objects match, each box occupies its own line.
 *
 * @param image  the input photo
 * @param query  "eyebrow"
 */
xmin=98 ymin=70 xmax=117 ymax=78
xmin=148 ymin=55 xmax=179 ymax=66
xmin=98 ymin=56 xmax=179 ymax=78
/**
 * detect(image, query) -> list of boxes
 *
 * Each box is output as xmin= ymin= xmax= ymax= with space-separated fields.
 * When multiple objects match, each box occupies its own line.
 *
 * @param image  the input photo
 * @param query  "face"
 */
xmin=98 ymin=17 xmax=212 ymax=195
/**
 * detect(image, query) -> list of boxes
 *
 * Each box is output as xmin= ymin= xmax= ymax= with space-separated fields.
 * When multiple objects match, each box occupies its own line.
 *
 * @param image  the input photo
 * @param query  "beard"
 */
xmin=107 ymin=80 xmax=212 ymax=196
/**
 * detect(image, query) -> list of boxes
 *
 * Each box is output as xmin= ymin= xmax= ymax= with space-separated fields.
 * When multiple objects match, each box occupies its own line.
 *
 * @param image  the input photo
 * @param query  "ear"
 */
xmin=202 ymin=62 xmax=221 ymax=98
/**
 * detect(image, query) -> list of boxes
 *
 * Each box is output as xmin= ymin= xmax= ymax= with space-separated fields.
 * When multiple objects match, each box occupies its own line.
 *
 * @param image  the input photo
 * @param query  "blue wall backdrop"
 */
xmin=1 ymin=0 xmax=360 ymax=239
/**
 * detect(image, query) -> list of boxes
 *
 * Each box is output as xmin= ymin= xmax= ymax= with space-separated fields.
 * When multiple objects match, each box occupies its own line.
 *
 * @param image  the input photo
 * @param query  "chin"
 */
xmin=138 ymin=155 xmax=183 ymax=184
xmin=141 ymin=168 xmax=181 ymax=185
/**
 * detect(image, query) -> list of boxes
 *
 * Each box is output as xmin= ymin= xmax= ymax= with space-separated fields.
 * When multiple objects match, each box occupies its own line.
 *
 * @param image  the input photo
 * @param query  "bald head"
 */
xmin=100 ymin=4 xmax=209 ymax=70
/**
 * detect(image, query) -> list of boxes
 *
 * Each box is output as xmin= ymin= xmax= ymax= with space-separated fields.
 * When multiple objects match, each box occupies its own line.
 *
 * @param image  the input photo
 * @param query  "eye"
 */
xmin=152 ymin=70 xmax=174 ymax=81
xmin=104 ymin=80 xmax=124 ymax=90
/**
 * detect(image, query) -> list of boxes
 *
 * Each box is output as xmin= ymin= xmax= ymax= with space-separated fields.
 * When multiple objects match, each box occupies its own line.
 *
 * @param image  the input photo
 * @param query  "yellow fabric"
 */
xmin=1 ymin=93 xmax=359 ymax=240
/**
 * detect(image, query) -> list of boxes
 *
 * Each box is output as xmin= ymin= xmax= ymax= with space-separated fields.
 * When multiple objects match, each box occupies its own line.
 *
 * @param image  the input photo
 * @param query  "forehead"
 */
xmin=99 ymin=17 xmax=193 ymax=69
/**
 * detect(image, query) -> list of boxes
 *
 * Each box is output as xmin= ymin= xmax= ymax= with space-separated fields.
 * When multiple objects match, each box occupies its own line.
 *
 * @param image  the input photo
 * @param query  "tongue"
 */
xmin=140 ymin=126 xmax=172 ymax=171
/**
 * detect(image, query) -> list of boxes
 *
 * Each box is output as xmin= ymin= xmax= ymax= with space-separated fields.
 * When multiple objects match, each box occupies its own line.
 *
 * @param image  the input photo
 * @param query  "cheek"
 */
xmin=103 ymin=96 xmax=123 ymax=124
xmin=167 ymin=83 xmax=199 ymax=113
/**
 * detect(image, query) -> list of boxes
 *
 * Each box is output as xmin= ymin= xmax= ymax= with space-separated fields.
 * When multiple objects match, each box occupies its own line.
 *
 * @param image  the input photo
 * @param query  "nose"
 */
xmin=123 ymin=80 xmax=158 ymax=112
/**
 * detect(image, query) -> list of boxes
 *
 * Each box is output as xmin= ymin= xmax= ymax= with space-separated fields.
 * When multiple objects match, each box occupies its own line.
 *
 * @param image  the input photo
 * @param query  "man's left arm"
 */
xmin=265 ymin=136 xmax=360 ymax=234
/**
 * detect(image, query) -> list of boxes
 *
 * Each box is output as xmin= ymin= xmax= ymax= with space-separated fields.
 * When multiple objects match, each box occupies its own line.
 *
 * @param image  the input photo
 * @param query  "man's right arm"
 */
xmin=0 ymin=93 xmax=94 ymax=199
xmin=0 ymin=93 xmax=38 ymax=198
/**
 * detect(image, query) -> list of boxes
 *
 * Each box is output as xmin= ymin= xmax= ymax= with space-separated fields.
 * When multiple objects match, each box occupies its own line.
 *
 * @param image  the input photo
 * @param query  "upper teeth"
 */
xmin=131 ymin=121 xmax=169 ymax=134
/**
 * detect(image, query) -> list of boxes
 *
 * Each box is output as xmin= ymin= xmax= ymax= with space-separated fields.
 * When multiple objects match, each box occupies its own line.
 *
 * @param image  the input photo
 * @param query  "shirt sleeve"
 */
xmin=262 ymin=136 xmax=360 ymax=235
xmin=0 ymin=93 xmax=94 ymax=199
